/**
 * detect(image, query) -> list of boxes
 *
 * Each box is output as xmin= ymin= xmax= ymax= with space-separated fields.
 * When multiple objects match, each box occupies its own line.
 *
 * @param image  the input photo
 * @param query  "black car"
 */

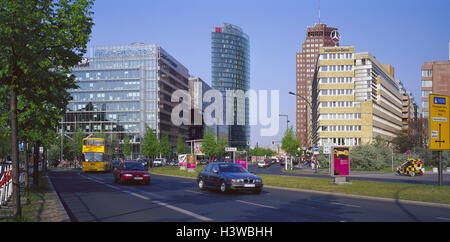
xmin=197 ymin=162 xmax=263 ymax=194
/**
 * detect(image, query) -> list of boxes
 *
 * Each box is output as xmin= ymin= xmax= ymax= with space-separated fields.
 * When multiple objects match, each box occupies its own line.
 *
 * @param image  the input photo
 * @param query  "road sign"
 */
xmin=225 ymin=147 xmax=237 ymax=152
xmin=429 ymin=94 xmax=450 ymax=150
xmin=314 ymin=146 xmax=319 ymax=152
xmin=323 ymin=143 xmax=335 ymax=154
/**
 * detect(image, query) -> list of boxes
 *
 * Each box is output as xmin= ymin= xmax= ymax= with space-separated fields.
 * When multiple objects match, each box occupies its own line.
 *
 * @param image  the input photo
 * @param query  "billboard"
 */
xmin=331 ymin=147 xmax=350 ymax=176
xmin=193 ymin=141 xmax=204 ymax=155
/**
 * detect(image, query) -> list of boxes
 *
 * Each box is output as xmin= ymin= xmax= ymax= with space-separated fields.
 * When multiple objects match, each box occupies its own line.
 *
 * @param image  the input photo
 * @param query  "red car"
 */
xmin=113 ymin=161 xmax=150 ymax=185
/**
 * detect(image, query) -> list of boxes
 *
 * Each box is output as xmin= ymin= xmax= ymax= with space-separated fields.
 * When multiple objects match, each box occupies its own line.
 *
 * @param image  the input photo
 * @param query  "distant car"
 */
xmin=167 ymin=159 xmax=179 ymax=166
xmin=153 ymin=158 xmax=166 ymax=167
xmin=113 ymin=161 xmax=150 ymax=185
xmin=258 ymin=160 xmax=270 ymax=168
xmin=197 ymin=162 xmax=263 ymax=194
xmin=199 ymin=159 xmax=209 ymax=165
xmin=396 ymin=158 xmax=423 ymax=177
xmin=135 ymin=158 xmax=149 ymax=168
xmin=112 ymin=160 xmax=121 ymax=170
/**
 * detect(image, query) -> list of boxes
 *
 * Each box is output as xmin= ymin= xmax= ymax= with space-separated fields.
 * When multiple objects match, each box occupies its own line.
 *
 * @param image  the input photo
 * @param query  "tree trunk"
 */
xmin=10 ymin=86 xmax=21 ymax=218
xmin=24 ymin=140 xmax=29 ymax=194
xmin=33 ymin=141 xmax=40 ymax=188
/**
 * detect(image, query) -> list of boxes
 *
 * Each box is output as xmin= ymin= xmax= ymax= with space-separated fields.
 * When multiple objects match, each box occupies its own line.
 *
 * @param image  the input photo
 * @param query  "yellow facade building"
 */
xmin=317 ymin=46 xmax=403 ymax=147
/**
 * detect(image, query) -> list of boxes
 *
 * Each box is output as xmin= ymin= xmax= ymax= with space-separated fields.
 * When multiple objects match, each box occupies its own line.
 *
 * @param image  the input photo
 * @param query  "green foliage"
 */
xmin=249 ymin=147 xmax=273 ymax=157
xmin=281 ymin=126 xmax=299 ymax=156
xmin=141 ymin=125 xmax=159 ymax=158
xmin=159 ymin=133 xmax=172 ymax=158
xmin=122 ymin=136 xmax=132 ymax=158
xmin=201 ymin=127 xmax=217 ymax=158
xmin=215 ymin=135 xmax=228 ymax=158
xmin=176 ymin=134 xmax=189 ymax=155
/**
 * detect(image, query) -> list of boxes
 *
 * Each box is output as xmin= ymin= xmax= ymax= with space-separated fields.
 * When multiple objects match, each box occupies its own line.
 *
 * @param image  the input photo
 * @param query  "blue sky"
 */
xmin=88 ymin=0 xmax=450 ymax=147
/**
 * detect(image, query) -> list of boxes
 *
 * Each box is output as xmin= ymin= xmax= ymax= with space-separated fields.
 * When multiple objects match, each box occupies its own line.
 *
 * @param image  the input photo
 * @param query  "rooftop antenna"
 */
xmin=318 ymin=0 xmax=321 ymax=24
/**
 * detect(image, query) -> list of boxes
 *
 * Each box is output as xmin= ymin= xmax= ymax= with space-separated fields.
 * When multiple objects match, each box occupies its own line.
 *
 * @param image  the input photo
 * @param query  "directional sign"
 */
xmin=429 ymin=94 xmax=450 ymax=150
xmin=314 ymin=146 xmax=319 ymax=152
xmin=225 ymin=147 xmax=237 ymax=152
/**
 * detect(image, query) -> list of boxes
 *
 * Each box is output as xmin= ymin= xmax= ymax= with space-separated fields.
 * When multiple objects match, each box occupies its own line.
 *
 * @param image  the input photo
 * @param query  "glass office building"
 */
xmin=61 ymin=43 xmax=190 ymax=158
xmin=211 ymin=23 xmax=250 ymax=149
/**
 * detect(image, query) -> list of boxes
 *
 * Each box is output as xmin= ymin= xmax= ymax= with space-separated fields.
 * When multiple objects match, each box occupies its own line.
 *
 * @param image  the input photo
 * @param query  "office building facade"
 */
xmin=211 ymin=23 xmax=250 ymax=149
xmin=317 ymin=46 xmax=404 ymax=146
xmin=421 ymin=60 xmax=450 ymax=119
xmin=296 ymin=23 xmax=339 ymax=147
xmin=62 ymin=43 xmax=190 ymax=157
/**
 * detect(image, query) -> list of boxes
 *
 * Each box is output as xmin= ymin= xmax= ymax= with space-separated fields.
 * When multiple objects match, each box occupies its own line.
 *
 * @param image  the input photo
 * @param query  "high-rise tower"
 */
xmin=296 ymin=23 xmax=339 ymax=147
xmin=211 ymin=23 xmax=250 ymax=149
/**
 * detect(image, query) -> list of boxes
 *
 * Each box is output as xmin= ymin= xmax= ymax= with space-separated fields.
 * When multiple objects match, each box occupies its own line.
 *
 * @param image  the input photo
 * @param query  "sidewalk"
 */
xmin=0 ymin=169 xmax=70 ymax=222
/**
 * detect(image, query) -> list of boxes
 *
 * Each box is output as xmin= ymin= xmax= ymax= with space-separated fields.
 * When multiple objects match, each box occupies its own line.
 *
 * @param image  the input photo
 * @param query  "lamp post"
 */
xmin=279 ymin=114 xmax=289 ymax=134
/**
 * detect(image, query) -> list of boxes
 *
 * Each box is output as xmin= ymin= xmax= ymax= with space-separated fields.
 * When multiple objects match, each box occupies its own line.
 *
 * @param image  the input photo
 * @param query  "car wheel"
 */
xmin=198 ymin=179 xmax=206 ymax=190
xmin=220 ymin=181 xmax=227 ymax=193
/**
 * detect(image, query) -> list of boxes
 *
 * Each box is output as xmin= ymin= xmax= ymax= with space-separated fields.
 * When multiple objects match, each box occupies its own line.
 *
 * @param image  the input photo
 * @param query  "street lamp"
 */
xmin=288 ymin=91 xmax=318 ymax=147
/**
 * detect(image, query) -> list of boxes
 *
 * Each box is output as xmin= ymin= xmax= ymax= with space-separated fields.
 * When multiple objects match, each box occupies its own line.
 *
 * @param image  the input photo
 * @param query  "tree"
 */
xmin=141 ymin=125 xmax=159 ymax=159
xmin=201 ymin=127 xmax=217 ymax=159
xmin=159 ymin=133 xmax=172 ymax=158
xmin=281 ymin=126 xmax=300 ymax=157
xmin=0 ymin=0 xmax=94 ymax=219
xmin=215 ymin=135 xmax=228 ymax=159
xmin=176 ymin=134 xmax=189 ymax=155
xmin=122 ymin=136 xmax=132 ymax=159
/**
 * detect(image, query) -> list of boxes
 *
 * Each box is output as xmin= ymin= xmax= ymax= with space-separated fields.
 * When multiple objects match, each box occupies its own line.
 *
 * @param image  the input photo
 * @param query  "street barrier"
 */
xmin=1 ymin=163 xmax=32 ymax=206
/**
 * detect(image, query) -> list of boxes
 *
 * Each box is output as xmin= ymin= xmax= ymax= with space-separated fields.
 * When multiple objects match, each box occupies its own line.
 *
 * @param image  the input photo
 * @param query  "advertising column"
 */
xmin=330 ymin=147 xmax=350 ymax=184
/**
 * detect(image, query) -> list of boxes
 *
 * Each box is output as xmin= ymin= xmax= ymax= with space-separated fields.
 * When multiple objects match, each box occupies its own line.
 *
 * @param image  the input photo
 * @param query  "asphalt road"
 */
xmin=247 ymin=163 xmax=450 ymax=186
xmin=48 ymin=169 xmax=450 ymax=222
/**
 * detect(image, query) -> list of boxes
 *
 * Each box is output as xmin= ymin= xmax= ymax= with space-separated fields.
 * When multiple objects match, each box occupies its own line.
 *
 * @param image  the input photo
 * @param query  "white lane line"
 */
xmin=236 ymin=200 xmax=278 ymax=209
xmin=153 ymin=201 xmax=213 ymax=221
xmin=330 ymin=202 xmax=361 ymax=208
xmin=436 ymin=217 xmax=450 ymax=221
xmin=104 ymin=184 xmax=121 ymax=190
xmin=125 ymin=191 xmax=150 ymax=200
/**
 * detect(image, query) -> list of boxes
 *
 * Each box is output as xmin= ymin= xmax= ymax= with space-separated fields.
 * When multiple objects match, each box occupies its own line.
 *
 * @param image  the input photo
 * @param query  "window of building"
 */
xmin=422 ymin=80 xmax=432 ymax=87
xmin=422 ymin=69 xmax=432 ymax=77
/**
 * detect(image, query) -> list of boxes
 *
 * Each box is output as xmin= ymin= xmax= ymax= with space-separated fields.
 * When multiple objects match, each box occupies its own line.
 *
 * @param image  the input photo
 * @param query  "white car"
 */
xmin=153 ymin=158 xmax=166 ymax=167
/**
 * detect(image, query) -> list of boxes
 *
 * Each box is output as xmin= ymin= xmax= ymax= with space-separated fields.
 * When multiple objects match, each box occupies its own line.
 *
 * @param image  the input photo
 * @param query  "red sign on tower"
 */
xmin=215 ymin=27 xmax=222 ymax=33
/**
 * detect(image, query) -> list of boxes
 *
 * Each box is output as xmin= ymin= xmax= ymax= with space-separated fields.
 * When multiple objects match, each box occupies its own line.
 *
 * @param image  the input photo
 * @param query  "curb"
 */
xmin=46 ymin=175 xmax=71 ymax=222
xmin=149 ymin=172 xmax=450 ymax=209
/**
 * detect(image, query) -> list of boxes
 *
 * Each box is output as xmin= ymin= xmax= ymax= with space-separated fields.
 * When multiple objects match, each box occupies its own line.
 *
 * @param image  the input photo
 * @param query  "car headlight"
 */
xmin=143 ymin=174 xmax=150 ymax=177
xmin=255 ymin=179 xmax=262 ymax=183
xmin=231 ymin=179 xmax=244 ymax=183
xmin=123 ymin=174 xmax=133 ymax=177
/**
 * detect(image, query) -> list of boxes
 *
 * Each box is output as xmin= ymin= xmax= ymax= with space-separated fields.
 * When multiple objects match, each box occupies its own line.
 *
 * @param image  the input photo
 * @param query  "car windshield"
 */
xmin=123 ymin=163 xmax=145 ymax=170
xmin=218 ymin=164 xmax=248 ymax=173
xmin=84 ymin=153 xmax=103 ymax=162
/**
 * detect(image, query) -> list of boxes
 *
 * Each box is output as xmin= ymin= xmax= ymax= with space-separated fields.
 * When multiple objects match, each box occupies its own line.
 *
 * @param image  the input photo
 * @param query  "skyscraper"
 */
xmin=296 ymin=23 xmax=339 ymax=147
xmin=211 ymin=23 xmax=250 ymax=148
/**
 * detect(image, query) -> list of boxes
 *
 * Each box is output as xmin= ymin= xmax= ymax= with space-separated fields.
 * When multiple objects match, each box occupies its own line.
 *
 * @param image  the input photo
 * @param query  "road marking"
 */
xmin=330 ymin=202 xmax=361 ymax=208
xmin=126 ymin=191 xmax=149 ymax=200
xmin=236 ymin=200 xmax=278 ymax=209
xmin=185 ymin=190 xmax=202 ymax=194
xmin=104 ymin=184 xmax=121 ymax=190
xmin=153 ymin=201 xmax=213 ymax=221
xmin=436 ymin=217 xmax=450 ymax=221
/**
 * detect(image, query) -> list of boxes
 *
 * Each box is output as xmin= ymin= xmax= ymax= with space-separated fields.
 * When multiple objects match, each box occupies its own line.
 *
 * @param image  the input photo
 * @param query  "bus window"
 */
xmin=83 ymin=139 xmax=105 ymax=146
xmin=84 ymin=153 xmax=104 ymax=162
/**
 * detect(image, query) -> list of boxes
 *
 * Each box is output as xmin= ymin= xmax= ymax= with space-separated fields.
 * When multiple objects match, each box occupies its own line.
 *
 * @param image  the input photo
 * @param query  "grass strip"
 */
xmin=149 ymin=166 xmax=450 ymax=205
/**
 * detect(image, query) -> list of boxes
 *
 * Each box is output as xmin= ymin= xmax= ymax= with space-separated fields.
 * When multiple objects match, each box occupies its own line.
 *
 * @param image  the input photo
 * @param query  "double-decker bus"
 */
xmin=81 ymin=138 xmax=112 ymax=172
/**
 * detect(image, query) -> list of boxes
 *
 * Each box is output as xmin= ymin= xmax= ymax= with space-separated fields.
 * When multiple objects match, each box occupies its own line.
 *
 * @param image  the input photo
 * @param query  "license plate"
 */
xmin=244 ymin=184 xmax=255 ymax=187
xmin=134 ymin=177 xmax=143 ymax=180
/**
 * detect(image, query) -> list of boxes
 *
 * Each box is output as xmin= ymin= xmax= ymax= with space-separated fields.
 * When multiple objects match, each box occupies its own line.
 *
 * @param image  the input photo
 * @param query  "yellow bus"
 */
xmin=81 ymin=138 xmax=112 ymax=172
